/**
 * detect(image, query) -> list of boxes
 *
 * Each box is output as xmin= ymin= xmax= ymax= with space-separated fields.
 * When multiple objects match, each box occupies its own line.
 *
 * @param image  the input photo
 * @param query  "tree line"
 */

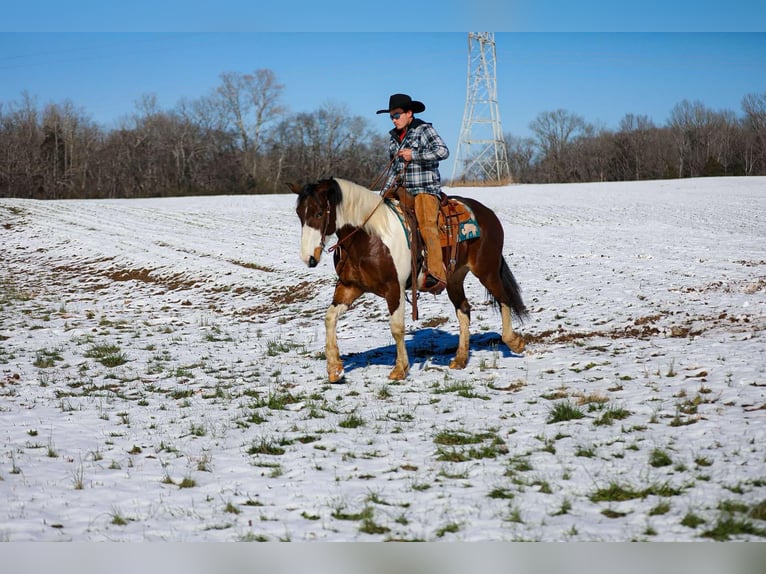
xmin=0 ymin=70 xmax=388 ymax=200
xmin=1 ymin=69 xmax=764 ymax=199
xmin=502 ymin=93 xmax=766 ymax=184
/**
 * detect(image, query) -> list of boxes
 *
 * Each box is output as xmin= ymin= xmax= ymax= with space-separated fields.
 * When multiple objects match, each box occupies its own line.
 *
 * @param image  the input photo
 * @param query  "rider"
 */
xmin=378 ymin=93 xmax=450 ymax=294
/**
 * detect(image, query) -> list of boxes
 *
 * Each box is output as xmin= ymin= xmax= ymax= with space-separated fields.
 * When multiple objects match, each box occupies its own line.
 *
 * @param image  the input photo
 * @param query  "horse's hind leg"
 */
xmin=478 ymin=274 xmax=526 ymax=355
xmin=500 ymin=303 xmax=525 ymax=354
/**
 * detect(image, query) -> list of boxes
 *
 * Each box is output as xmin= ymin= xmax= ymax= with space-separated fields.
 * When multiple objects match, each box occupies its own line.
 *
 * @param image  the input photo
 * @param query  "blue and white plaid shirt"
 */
xmin=382 ymin=118 xmax=449 ymax=196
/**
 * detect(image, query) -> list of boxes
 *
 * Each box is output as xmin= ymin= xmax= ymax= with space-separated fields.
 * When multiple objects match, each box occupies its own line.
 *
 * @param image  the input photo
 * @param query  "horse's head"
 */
xmin=288 ymin=179 xmax=342 ymax=267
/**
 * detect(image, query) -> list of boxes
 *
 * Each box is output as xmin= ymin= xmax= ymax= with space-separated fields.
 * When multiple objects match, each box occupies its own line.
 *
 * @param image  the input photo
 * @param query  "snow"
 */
xmin=0 ymin=176 xmax=764 ymax=542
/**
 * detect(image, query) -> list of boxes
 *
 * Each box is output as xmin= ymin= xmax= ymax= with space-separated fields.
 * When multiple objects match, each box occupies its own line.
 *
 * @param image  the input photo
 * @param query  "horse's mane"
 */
xmin=332 ymin=178 xmax=396 ymax=237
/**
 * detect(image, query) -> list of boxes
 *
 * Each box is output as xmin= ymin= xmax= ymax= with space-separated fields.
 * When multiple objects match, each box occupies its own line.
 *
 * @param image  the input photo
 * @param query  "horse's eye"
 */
xmin=316 ymin=210 xmax=324 ymax=219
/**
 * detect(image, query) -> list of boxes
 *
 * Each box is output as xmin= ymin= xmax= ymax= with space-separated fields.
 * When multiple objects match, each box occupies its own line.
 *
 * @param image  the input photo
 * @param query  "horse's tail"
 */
xmin=491 ymin=257 xmax=529 ymax=324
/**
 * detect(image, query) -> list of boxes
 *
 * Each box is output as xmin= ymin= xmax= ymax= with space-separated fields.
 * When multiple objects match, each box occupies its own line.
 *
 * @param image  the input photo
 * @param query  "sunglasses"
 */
xmin=390 ymin=112 xmax=405 ymax=120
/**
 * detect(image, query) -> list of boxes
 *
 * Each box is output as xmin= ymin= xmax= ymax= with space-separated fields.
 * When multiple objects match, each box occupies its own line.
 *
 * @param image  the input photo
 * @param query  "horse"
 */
xmin=289 ymin=177 xmax=527 ymax=383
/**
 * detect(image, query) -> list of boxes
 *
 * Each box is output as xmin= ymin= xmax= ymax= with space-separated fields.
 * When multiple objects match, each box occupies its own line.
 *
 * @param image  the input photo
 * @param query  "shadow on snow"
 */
xmin=340 ymin=328 xmax=523 ymax=375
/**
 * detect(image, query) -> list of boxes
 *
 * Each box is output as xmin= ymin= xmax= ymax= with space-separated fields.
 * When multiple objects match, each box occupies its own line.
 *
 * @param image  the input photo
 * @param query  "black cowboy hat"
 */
xmin=376 ymin=93 xmax=426 ymax=114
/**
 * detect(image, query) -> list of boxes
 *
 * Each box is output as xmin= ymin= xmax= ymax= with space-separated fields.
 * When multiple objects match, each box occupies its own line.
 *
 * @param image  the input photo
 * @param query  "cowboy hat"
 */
xmin=376 ymin=93 xmax=426 ymax=114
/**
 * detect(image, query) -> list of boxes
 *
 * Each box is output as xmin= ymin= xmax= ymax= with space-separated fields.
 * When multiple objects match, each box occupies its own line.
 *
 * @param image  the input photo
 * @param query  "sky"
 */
xmin=1 ymin=2 xmax=765 ymax=179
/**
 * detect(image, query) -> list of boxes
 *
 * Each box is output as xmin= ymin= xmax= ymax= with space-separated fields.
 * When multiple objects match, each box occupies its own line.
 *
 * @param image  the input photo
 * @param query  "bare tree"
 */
xmin=615 ymin=114 xmax=656 ymax=180
xmin=215 ymin=70 xmax=285 ymax=188
xmin=503 ymin=134 xmax=535 ymax=183
xmin=742 ymin=92 xmax=766 ymax=175
xmin=529 ymin=109 xmax=587 ymax=182
xmin=669 ymin=99 xmax=728 ymax=178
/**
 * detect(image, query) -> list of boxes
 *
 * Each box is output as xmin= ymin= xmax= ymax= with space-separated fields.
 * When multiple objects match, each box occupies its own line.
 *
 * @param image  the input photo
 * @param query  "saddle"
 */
xmin=384 ymin=186 xmax=480 ymax=319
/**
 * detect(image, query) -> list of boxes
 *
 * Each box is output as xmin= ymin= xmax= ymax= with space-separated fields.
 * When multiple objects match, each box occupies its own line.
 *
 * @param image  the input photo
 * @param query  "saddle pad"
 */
xmin=437 ymin=199 xmax=480 ymax=246
xmin=384 ymin=200 xmax=412 ymax=248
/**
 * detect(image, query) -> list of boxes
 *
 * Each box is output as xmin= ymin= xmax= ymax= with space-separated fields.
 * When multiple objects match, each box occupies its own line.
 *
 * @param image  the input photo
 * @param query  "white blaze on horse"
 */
xmin=290 ymin=177 xmax=527 ymax=383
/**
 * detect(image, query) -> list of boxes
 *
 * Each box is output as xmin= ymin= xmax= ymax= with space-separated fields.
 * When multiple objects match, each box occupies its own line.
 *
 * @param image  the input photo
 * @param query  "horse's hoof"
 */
xmin=388 ymin=366 xmax=409 ymax=381
xmin=507 ymin=336 xmax=526 ymax=354
xmin=328 ymin=367 xmax=345 ymax=383
xmin=449 ymin=358 xmax=467 ymax=370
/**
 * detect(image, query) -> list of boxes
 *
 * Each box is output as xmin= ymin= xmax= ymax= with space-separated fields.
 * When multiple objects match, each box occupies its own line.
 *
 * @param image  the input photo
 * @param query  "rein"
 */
xmin=327 ymin=199 xmax=384 ymax=254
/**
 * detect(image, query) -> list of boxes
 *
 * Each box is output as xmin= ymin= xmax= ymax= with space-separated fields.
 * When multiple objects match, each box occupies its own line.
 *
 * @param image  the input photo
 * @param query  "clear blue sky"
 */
xmin=2 ymin=2 xmax=764 ymax=178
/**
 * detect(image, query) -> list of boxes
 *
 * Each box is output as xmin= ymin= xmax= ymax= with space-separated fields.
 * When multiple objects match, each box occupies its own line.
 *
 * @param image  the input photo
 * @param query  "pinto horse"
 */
xmin=289 ymin=177 xmax=527 ymax=383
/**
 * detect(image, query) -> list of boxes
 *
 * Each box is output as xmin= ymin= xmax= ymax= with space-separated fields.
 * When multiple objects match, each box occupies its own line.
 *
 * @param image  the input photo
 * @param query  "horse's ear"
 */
xmin=286 ymin=182 xmax=301 ymax=194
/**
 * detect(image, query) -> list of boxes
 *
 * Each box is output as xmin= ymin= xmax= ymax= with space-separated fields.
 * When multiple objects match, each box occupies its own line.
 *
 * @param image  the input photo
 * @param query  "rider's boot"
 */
xmin=414 ymin=192 xmax=447 ymax=295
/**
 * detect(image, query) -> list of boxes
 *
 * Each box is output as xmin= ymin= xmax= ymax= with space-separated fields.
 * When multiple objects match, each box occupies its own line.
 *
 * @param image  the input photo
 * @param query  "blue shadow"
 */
xmin=340 ymin=328 xmax=522 ymax=374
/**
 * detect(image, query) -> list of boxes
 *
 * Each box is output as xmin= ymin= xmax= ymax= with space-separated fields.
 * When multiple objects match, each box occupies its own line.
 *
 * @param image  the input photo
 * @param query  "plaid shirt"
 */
xmin=383 ymin=118 xmax=449 ymax=195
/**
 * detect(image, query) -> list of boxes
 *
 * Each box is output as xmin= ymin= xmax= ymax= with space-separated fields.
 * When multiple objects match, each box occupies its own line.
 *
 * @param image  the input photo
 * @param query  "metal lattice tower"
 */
xmin=451 ymin=33 xmax=511 ymax=183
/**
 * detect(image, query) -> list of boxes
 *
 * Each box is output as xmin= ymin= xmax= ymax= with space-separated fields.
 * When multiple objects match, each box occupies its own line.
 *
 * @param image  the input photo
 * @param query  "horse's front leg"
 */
xmin=325 ymin=283 xmax=363 ymax=383
xmin=450 ymin=302 xmax=471 ymax=369
xmin=387 ymin=287 xmax=409 ymax=380
xmin=324 ymin=303 xmax=347 ymax=382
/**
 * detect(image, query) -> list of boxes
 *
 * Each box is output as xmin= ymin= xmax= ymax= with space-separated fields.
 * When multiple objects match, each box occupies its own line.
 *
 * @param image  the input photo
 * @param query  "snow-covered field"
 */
xmin=0 ymin=177 xmax=764 ymax=542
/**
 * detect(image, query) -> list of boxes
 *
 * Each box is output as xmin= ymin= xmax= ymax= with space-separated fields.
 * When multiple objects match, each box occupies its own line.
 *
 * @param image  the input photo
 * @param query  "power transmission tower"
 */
xmin=451 ymin=33 xmax=511 ymax=184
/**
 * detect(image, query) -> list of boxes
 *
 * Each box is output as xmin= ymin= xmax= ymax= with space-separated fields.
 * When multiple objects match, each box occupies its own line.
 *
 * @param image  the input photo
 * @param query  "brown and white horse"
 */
xmin=290 ymin=177 xmax=527 ymax=383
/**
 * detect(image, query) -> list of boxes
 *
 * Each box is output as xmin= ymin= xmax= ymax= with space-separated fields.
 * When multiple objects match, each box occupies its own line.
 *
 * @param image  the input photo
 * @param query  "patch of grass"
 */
xmin=265 ymin=337 xmax=305 ymax=356
xmin=749 ymin=500 xmax=766 ymax=521
xmin=250 ymin=389 xmax=303 ymax=411
xmin=718 ymin=500 xmax=749 ymax=514
xmin=701 ymin=516 xmax=766 ymax=541
xmin=432 ymin=380 xmax=490 ymax=400
xmin=601 ymin=508 xmax=629 ymax=519
xmin=488 ymin=487 xmax=515 ymax=500
xmin=575 ymin=444 xmax=596 ymax=458
xmin=434 ymin=430 xmax=507 ymax=462
xmin=178 ymin=477 xmax=197 ymax=489
xmin=649 ymin=501 xmax=671 ymax=516
xmin=506 ymin=455 xmax=533 ymax=474
xmin=33 ymin=348 xmax=64 ymax=368
xmin=649 ymin=448 xmax=673 ymax=468
xmin=332 ymin=505 xmax=371 ymax=522
xmin=359 ymin=514 xmax=390 ymax=535
xmin=680 ymin=512 xmax=706 ymax=529
xmin=338 ymin=413 xmax=365 ymax=429
xmin=435 ymin=522 xmax=461 ymax=538
xmin=593 ymin=404 xmax=631 ymax=426
xmin=552 ymin=498 xmax=572 ymax=516
xmin=85 ymin=343 xmax=128 ymax=368
xmin=590 ymin=481 xmax=682 ymax=502
xmin=436 ymin=440 xmax=508 ymax=462
xmin=504 ymin=507 xmax=524 ymax=524
xmin=247 ymin=437 xmax=286 ymax=456
xmin=547 ymin=400 xmax=585 ymax=423
xmin=433 ymin=429 xmax=498 ymax=446
xmin=669 ymin=413 xmax=698 ymax=427
xmin=110 ymin=510 xmax=130 ymax=526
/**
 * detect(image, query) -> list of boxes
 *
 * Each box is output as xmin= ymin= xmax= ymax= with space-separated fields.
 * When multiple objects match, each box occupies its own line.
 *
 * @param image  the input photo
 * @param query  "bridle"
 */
xmin=305 ymin=193 xmax=334 ymax=265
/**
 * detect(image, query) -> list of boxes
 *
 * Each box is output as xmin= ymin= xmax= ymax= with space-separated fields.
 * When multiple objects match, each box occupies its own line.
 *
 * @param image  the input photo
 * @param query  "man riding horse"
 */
xmin=377 ymin=93 xmax=449 ymax=294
